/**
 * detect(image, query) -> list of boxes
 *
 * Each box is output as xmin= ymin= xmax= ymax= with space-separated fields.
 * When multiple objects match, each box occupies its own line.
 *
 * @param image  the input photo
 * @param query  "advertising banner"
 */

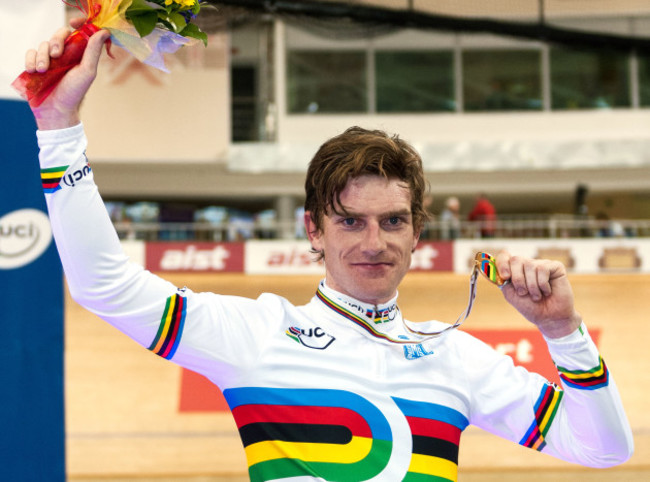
xmin=145 ymin=241 xmax=245 ymax=272
xmin=410 ymin=241 xmax=454 ymax=271
xmin=245 ymin=240 xmax=324 ymax=275
xmin=1 ymin=2 xmax=66 ymax=479
xmin=454 ymin=238 xmax=650 ymax=274
xmin=146 ymin=240 xmax=456 ymax=275
xmin=0 ymin=101 xmax=65 ymax=480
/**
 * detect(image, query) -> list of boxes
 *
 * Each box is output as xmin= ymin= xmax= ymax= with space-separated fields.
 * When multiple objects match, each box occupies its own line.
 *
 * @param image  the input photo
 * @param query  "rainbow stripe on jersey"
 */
xmin=41 ymin=165 xmax=68 ymax=194
xmin=520 ymin=382 xmax=563 ymax=451
xmin=316 ymin=288 xmax=417 ymax=345
xmin=557 ymin=356 xmax=609 ymax=390
xmin=148 ymin=294 xmax=186 ymax=360
xmin=224 ymin=387 xmax=469 ymax=482
xmin=225 ymin=387 xmax=391 ymax=481
xmin=393 ymin=397 xmax=468 ymax=482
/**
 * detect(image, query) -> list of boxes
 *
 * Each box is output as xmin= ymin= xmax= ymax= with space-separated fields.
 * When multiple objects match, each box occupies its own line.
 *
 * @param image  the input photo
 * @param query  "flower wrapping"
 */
xmin=12 ymin=0 xmax=207 ymax=107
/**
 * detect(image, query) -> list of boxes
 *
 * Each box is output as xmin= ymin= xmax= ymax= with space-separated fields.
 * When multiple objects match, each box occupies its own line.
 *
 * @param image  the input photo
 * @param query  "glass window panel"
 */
xmin=463 ymin=49 xmax=542 ymax=112
xmin=375 ymin=51 xmax=455 ymax=112
xmin=287 ymin=51 xmax=367 ymax=113
xmin=550 ymin=47 xmax=630 ymax=109
xmin=639 ymin=55 xmax=650 ymax=108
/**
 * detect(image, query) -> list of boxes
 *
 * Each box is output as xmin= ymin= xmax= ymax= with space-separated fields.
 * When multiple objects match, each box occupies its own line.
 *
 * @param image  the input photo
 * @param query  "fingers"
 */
xmin=23 ymin=15 xmax=85 ymax=73
xmin=49 ymin=26 xmax=72 ymax=57
xmin=25 ymin=26 xmax=71 ymax=73
xmin=70 ymin=17 xmax=86 ymax=30
xmin=497 ymin=251 xmax=563 ymax=301
xmin=495 ymin=251 xmax=511 ymax=281
xmin=80 ymin=29 xmax=111 ymax=76
xmin=24 ymin=45 xmax=40 ymax=73
xmin=520 ymin=259 xmax=547 ymax=301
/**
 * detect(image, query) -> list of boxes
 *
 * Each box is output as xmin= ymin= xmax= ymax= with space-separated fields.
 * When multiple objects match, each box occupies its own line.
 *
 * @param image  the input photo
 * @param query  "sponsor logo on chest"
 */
xmin=286 ymin=326 xmax=335 ymax=350
xmin=403 ymin=343 xmax=435 ymax=360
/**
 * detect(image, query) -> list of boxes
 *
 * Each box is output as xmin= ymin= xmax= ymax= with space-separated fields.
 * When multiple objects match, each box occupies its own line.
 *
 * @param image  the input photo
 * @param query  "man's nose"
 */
xmin=361 ymin=222 xmax=386 ymax=254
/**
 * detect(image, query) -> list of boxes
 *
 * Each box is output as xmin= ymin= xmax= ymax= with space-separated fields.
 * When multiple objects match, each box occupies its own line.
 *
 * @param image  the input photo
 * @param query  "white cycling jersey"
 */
xmin=37 ymin=124 xmax=633 ymax=482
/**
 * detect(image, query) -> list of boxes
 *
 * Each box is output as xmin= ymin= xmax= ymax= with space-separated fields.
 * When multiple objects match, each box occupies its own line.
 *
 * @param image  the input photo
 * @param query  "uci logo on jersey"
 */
xmin=62 ymin=164 xmax=92 ymax=188
xmin=286 ymin=326 xmax=335 ymax=350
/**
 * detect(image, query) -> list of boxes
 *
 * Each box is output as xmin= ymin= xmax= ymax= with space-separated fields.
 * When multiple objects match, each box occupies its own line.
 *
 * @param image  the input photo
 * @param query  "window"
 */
xmin=551 ymin=47 xmax=630 ymax=109
xmin=639 ymin=54 xmax=650 ymax=107
xmin=231 ymin=66 xmax=257 ymax=142
xmin=375 ymin=51 xmax=455 ymax=112
xmin=283 ymin=26 xmax=642 ymax=115
xmin=287 ymin=51 xmax=367 ymax=113
xmin=463 ymin=49 xmax=542 ymax=111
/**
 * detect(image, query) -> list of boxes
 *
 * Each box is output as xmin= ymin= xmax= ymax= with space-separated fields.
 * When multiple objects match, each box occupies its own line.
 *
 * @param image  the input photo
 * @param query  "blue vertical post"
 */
xmin=0 ymin=99 xmax=65 ymax=480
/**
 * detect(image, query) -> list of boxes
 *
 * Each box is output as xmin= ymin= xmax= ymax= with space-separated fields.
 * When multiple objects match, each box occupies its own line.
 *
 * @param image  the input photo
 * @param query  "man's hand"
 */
xmin=25 ymin=19 xmax=110 ymax=130
xmin=495 ymin=251 xmax=582 ymax=338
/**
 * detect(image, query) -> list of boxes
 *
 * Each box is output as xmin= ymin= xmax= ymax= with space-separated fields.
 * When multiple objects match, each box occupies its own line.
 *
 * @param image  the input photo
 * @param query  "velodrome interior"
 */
xmin=62 ymin=1 xmax=650 ymax=480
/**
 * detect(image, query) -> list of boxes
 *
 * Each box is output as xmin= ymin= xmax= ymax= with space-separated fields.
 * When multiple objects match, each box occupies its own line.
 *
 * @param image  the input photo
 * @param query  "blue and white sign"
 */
xmin=1 ymin=2 xmax=66 ymax=480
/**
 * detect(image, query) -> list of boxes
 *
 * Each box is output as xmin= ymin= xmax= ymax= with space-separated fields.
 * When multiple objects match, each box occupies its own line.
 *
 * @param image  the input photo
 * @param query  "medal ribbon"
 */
xmin=316 ymin=252 xmax=505 ymax=344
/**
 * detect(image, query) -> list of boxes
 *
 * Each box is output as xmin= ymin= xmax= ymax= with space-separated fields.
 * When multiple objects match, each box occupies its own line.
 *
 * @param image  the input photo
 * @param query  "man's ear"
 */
xmin=412 ymin=228 xmax=421 ymax=253
xmin=304 ymin=211 xmax=321 ymax=245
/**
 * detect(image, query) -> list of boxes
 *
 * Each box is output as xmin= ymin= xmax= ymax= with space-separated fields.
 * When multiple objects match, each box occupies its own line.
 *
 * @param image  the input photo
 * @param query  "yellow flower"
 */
xmin=164 ymin=0 xmax=196 ymax=7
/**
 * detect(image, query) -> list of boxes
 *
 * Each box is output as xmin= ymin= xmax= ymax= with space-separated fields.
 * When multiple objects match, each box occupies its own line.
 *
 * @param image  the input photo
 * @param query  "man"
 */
xmin=440 ymin=196 xmax=461 ymax=240
xmin=468 ymin=193 xmax=496 ymax=238
xmin=25 ymin=25 xmax=632 ymax=481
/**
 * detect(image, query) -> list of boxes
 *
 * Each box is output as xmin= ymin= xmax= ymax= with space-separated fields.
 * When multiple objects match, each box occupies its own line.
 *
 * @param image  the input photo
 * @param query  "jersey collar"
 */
xmin=316 ymin=280 xmax=409 ymax=343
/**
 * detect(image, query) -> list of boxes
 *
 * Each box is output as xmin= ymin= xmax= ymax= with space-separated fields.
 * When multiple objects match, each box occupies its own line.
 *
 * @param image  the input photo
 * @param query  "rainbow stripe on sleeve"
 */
xmin=520 ymin=382 xmax=563 ymax=451
xmin=556 ymin=356 xmax=609 ymax=390
xmin=148 ymin=294 xmax=186 ymax=360
xmin=41 ymin=165 xmax=69 ymax=194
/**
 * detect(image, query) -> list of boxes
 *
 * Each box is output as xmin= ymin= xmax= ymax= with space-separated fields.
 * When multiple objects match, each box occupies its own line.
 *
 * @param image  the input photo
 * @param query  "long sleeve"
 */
xmin=38 ymin=124 xmax=179 ymax=343
xmin=461 ymin=323 xmax=633 ymax=468
xmin=540 ymin=323 xmax=634 ymax=466
xmin=36 ymin=124 xmax=276 ymax=380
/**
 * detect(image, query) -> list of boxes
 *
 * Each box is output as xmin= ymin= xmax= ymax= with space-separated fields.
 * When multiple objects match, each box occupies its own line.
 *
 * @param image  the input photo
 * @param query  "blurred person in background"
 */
xmin=468 ymin=192 xmax=497 ymax=238
xmin=418 ymin=193 xmax=435 ymax=239
xmin=440 ymin=196 xmax=461 ymax=240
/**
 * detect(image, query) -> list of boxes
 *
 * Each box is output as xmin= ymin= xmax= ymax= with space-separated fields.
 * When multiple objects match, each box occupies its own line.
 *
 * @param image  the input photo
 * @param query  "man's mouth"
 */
xmin=352 ymin=261 xmax=392 ymax=268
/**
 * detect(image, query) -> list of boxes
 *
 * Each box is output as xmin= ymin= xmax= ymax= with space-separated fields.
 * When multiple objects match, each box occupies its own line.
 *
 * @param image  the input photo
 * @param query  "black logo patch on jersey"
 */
xmin=286 ymin=326 xmax=335 ymax=350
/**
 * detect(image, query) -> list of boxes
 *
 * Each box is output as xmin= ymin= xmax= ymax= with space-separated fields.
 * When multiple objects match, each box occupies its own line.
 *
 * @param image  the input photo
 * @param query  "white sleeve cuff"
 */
xmin=37 ymin=123 xmax=87 ymax=171
xmin=36 ymin=122 xmax=84 ymax=145
xmin=544 ymin=322 xmax=602 ymax=370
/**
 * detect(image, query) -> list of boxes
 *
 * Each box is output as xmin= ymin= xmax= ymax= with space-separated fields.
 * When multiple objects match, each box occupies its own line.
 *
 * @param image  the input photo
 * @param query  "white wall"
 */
xmin=82 ymin=32 xmax=230 ymax=163
xmin=0 ymin=2 xmax=65 ymax=100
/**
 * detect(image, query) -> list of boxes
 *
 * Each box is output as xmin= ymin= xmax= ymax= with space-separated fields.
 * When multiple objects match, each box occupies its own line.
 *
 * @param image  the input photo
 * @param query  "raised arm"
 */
xmin=481 ymin=251 xmax=634 ymax=466
xmin=23 ymin=23 xmax=182 ymax=349
xmin=24 ymin=24 xmax=275 ymax=383
xmin=25 ymin=20 xmax=110 ymax=130
xmin=495 ymin=251 xmax=581 ymax=338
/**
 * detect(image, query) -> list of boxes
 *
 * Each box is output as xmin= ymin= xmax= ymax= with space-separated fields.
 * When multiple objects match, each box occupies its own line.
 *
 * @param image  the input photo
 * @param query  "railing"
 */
xmin=113 ymin=215 xmax=650 ymax=242
xmin=431 ymin=215 xmax=649 ymax=240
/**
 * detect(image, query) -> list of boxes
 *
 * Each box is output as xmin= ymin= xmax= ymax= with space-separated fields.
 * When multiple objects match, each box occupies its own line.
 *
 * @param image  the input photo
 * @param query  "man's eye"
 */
xmin=387 ymin=216 xmax=402 ymax=225
xmin=343 ymin=218 xmax=356 ymax=226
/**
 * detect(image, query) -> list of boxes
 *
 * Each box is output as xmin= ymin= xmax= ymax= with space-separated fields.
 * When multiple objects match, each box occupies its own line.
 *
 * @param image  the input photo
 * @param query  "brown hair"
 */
xmin=304 ymin=126 xmax=430 ymax=235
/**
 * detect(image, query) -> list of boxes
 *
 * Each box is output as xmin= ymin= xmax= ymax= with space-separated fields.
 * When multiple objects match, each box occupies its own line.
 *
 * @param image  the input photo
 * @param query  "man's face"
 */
xmin=305 ymin=174 xmax=420 ymax=305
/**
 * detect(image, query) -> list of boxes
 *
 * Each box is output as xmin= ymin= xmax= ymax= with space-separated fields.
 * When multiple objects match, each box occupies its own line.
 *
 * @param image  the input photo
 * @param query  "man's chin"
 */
xmin=349 ymin=281 xmax=396 ymax=305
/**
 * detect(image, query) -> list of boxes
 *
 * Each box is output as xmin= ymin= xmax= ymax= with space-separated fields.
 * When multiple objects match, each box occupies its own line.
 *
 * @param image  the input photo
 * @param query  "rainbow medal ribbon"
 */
xmin=475 ymin=251 xmax=509 ymax=287
xmin=402 ymin=251 xmax=506 ymax=339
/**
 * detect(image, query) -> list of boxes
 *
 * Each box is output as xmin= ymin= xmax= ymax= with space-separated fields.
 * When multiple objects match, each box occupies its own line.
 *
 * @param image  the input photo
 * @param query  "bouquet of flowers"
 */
xmin=12 ymin=0 xmax=209 ymax=107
